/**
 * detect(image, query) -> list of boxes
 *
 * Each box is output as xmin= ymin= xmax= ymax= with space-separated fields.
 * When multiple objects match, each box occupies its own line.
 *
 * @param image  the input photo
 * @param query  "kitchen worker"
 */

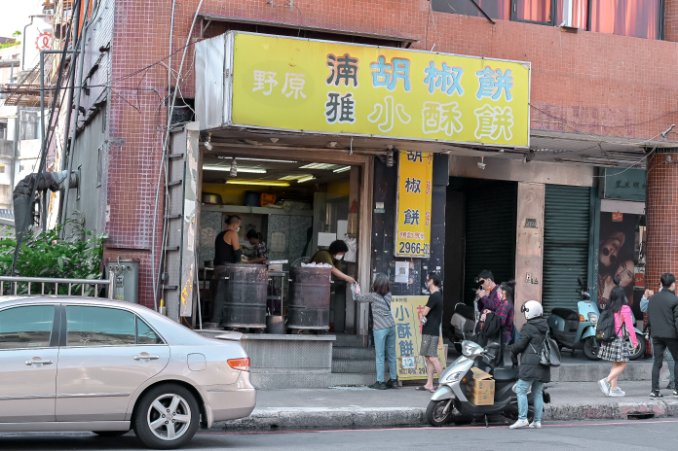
xmin=210 ymin=215 xmax=242 ymax=325
xmin=311 ymin=240 xmax=356 ymax=285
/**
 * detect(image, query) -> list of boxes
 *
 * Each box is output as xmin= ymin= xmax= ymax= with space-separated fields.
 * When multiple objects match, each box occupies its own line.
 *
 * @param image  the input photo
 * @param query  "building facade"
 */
xmin=51 ymin=1 xmax=678 ymax=335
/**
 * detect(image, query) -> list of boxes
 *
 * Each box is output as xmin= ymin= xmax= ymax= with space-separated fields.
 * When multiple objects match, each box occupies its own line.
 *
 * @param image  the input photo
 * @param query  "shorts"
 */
xmin=420 ymin=334 xmax=439 ymax=357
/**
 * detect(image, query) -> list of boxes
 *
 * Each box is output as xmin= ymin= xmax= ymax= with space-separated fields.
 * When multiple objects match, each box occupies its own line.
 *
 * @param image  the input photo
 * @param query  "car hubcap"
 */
xmin=146 ymin=393 xmax=192 ymax=441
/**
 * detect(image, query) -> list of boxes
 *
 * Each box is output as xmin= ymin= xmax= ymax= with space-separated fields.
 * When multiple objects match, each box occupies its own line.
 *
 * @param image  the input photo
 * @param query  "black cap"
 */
xmin=476 ymin=269 xmax=494 ymax=282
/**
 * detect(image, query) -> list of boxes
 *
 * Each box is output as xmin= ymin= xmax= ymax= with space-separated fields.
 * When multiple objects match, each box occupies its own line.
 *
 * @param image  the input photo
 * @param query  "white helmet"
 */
xmin=521 ymin=300 xmax=543 ymax=320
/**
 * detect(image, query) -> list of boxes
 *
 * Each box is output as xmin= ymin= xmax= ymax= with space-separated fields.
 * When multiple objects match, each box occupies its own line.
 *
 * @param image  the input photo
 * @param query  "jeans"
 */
xmin=514 ymin=379 xmax=544 ymax=422
xmin=652 ymin=337 xmax=678 ymax=391
xmin=373 ymin=326 xmax=397 ymax=383
xmin=666 ymin=349 xmax=676 ymax=387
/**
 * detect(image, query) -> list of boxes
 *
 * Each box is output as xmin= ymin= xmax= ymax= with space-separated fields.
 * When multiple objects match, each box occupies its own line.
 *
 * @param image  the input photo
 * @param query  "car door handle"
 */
xmin=25 ymin=359 xmax=53 ymax=366
xmin=134 ymin=354 xmax=160 ymax=361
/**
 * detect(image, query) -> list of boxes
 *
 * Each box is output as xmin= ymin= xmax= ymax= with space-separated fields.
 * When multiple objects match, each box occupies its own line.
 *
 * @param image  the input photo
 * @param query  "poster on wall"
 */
xmin=598 ymin=212 xmax=643 ymax=313
xmin=394 ymin=151 xmax=433 ymax=258
xmin=392 ymin=295 xmax=446 ymax=381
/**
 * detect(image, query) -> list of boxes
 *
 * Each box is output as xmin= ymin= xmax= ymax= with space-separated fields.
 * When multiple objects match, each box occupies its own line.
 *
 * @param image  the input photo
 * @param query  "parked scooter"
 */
xmin=426 ymin=340 xmax=550 ymax=426
xmin=547 ymin=278 xmax=646 ymax=360
xmin=449 ymin=302 xmax=476 ymax=353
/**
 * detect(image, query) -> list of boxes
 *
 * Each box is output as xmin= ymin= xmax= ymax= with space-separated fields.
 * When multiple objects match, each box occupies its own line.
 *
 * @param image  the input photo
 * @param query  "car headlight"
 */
xmin=441 ymin=371 xmax=464 ymax=384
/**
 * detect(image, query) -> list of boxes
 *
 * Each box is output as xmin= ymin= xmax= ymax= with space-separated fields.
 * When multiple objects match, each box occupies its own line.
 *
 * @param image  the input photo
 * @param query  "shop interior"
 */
xmin=196 ymin=144 xmax=362 ymax=334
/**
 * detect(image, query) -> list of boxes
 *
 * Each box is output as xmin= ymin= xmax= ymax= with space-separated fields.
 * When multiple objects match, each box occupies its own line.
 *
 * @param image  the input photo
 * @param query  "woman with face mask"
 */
xmin=310 ymin=240 xmax=356 ymax=284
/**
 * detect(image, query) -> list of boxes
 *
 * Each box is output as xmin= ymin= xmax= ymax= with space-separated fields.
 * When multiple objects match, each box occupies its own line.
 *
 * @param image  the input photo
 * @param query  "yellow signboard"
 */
xmin=392 ymin=295 xmax=446 ymax=381
xmin=395 ymin=150 xmax=433 ymax=258
xmin=230 ymin=32 xmax=530 ymax=148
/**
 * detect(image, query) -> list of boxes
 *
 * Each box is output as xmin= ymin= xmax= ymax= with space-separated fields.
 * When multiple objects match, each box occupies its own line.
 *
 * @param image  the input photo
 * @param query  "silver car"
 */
xmin=0 ymin=296 xmax=255 ymax=449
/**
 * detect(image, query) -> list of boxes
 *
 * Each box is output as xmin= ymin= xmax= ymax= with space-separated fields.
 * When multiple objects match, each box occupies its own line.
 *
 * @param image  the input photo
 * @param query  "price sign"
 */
xmin=395 ymin=151 xmax=432 ymax=258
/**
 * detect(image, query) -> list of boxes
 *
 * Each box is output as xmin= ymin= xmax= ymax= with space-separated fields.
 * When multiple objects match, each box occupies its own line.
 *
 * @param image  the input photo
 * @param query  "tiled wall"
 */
xmin=103 ymin=0 xmax=678 ymax=307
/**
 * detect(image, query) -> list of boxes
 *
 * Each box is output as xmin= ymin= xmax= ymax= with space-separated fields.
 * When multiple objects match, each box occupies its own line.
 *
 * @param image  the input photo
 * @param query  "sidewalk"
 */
xmin=222 ymin=380 xmax=678 ymax=430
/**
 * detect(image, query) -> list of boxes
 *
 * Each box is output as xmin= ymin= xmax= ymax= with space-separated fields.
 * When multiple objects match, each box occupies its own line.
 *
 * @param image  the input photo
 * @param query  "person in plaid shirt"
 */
xmin=476 ymin=270 xmax=515 ymax=365
xmin=246 ymin=229 xmax=268 ymax=264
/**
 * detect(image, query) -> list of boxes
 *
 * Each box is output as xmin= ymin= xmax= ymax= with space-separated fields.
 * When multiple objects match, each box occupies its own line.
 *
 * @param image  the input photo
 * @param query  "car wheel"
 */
xmin=583 ymin=337 xmax=601 ymax=360
xmin=133 ymin=384 xmax=200 ymax=450
xmin=425 ymin=399 xmax=453 ymax=426
xmin=93 ymin=430 xmax=128 ymax=437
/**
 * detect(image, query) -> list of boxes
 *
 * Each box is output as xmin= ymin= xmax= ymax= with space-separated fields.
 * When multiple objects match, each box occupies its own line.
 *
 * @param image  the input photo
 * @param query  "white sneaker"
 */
xmin=529 ymin=421 xmax=542 ymax=429
xmin=598 ymin=378 xmax=611 ymax=396
xmin=509 ymin=419 xmax=530 ymax=429
xmin=609 ymin=387 xmax=626 ymax=397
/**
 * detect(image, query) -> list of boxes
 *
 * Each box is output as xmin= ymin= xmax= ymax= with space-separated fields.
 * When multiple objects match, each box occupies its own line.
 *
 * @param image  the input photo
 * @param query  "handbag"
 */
xmin=537 ymin=331 xmax=561 ymax=367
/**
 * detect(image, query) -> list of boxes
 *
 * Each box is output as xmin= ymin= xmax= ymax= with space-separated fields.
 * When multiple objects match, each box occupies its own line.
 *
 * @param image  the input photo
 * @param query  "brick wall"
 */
xmin=645 ymin=150 xmax=678 ymax=288
xmin=104 ymin=0 xmax=678 ymax=307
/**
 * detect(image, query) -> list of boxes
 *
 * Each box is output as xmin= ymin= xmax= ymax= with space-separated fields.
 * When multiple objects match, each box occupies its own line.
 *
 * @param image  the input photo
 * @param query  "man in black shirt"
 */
xmin=419 ymin=273 xmax=443 ymax=392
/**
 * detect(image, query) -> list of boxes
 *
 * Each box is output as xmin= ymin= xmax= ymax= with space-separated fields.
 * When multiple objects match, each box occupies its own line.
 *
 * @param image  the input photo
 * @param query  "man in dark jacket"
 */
xmin=509 ymin=300 xmax=550 ymax=430
xmin=647 ymin=273 xmax=678 ymax=397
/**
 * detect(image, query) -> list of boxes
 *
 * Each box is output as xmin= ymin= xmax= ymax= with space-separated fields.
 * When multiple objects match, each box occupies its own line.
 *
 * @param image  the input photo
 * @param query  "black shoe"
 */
xmin=650 ymin=390 xmax=663 ymax=398
xmin=386 ymin=379 xmax=399 ymax=389
xmin=369 ymin=381 xmax=387 ymax=390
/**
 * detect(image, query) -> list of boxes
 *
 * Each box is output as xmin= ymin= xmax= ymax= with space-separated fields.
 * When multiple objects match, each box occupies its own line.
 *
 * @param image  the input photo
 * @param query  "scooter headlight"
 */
xmin=588 ymin=313 xmax=599 ymax=324
xmin=441 ymin=371 xmax=465 ymax=385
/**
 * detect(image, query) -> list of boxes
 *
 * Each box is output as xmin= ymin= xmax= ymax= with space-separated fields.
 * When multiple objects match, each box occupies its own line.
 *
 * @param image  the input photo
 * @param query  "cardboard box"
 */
xmin=469 ymin=367 xmax=495 ymax=406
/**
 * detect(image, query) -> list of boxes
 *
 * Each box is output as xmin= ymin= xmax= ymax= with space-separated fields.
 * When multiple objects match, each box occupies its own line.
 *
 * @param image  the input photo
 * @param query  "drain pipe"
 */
xmin=13 ymin=170 xmax=79 ymax=241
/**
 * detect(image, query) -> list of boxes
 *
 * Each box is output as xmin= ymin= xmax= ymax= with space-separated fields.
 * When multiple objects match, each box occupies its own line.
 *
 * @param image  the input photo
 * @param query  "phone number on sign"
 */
xmin=398 ymin=241 xmax=430 ymax=256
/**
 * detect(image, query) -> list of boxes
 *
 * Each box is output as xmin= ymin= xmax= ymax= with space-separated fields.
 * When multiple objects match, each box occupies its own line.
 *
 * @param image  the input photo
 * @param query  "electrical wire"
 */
xmin=151 ymin=0 xmax=205 ymax=310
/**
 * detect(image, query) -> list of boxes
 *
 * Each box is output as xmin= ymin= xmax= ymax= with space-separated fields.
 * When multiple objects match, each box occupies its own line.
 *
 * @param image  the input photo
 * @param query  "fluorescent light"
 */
xmin=203 ymin=165 xmax=266 ymax=174
xmin=217 ymin=156 xmax=298 ymax=164
xmin=226 ymin=180 xmax=290 ymax=187
xmin=279 ymin=174 xmax=313 ymax=181
xmin=299 ymin=162 xmax=337 ymax=170
xmin=333 ymin=165 xmax=351 ymax=173
xmin=297 ymin=175 xmax=316 ymax=184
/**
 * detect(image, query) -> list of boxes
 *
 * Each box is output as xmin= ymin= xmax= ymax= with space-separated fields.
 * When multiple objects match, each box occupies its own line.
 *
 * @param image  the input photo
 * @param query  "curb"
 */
xmin=217 ymin=399 xmax=678 ymax=431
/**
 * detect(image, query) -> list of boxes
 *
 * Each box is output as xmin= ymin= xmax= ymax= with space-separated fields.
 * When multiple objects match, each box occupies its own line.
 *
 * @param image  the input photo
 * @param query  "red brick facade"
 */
xmin=104 ymin=0 xmax=678 ymax=307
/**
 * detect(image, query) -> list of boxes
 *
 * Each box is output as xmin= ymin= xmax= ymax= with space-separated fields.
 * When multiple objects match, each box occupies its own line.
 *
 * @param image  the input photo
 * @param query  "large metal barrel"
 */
xmin=221 ymin=263 xmax=268 ymax=329
xmin=288 ymin=266 xmax=331 ymax=330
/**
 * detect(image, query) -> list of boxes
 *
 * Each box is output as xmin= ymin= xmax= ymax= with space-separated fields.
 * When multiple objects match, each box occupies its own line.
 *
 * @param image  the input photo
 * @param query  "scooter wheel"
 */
xmin=583 ymin=337 xmax=602 ymax=360
xmin=426 ymin=399 xmax=453 ymax=427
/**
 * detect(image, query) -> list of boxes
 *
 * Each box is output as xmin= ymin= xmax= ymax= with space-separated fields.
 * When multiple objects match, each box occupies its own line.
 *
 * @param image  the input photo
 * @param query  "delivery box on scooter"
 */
xmin=468 ymin=367 xmax=495 ymax=406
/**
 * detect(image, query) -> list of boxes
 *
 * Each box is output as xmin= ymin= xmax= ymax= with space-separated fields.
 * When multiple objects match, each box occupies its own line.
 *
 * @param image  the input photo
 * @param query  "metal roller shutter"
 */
xmin=463 ymin=182 xmax=517 ymax=301
xmin=543 ymin=185 xmax=591 ymax=315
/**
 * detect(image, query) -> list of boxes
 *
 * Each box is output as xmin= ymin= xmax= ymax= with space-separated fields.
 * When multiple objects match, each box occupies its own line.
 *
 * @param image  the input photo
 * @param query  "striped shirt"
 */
xmin=355 ymin=292 xmax=395 ymax=330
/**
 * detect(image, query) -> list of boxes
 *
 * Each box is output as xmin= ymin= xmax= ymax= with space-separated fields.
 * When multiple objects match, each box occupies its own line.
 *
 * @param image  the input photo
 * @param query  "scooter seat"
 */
xmin=493 ymin=367 xmax=518 ymax=382
xmin=551 ymin=308 xmax=579 ymax=321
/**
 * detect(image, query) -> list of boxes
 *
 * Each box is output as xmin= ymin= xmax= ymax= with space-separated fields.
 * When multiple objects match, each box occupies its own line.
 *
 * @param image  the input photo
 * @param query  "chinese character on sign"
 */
xmin=282 ymin=73 xmax=307 ymax=99
xmin=421 ymin=101 xmax=463 ymax=136
xmin=367 ymin=95 xmax=411 ymax=133
xmin=252 ymin=70 xmax=278 ymax=96
xmin=397 ymin=323 xmax=412 ymax=339
xmin=326 ymin=53 xmax=359 ymax=87
xmin=325 ymin=92 xmax=356 ymax=123
xmin=370 ymin=56 xmax=411 ymax=91
xmin=394 ymin=304 xmax=410 ymax=321
xmin=405 ymin=177 xmax=421 ymax=193
xmin=476 ymin=67 xmax=513 ymax=101
xmin=399 ymin=340 xmax=414 ymax=356
xmin=424 ymin=62 xmax=464 ymax=96
xmin=407 ymin=151 xmax=423 ymax=162
xmin=425 ymin=211 xmax=431 ymax=226
xmin=474 ymin=104 xmax=514 ymax=141
xmin=404 ymin=209 xmax=420 ymax=225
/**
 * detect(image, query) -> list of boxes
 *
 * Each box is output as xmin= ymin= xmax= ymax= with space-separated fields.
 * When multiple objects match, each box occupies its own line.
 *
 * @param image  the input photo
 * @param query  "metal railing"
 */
xmin=0 ymin=274 xmax=114 ymax=298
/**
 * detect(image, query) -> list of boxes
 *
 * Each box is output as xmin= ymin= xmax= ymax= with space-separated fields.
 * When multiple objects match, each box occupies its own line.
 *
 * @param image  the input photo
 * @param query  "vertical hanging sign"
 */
xmin=395 ymin=150 xmax=433 ymax=258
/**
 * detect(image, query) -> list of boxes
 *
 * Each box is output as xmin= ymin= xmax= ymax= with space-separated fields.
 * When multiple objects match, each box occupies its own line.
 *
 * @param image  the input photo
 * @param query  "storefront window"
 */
xmin=431 ymin=0 xmax=510 ymax=20
xmin=512 ymin=0 xmax=554 ymax=24
xmin=590 ymin=0 xmax=662 ymax=39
